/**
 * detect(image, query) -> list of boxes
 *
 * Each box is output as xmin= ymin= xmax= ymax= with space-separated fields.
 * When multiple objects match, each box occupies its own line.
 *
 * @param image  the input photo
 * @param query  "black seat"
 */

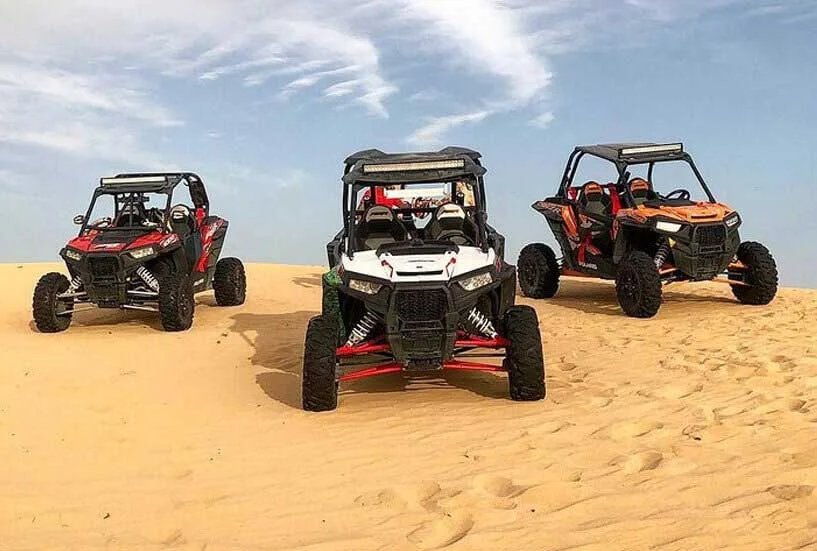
xmin=578 ymin=181 xmax=612 ymax=220
xmin=113 ymin=202 xmax=147 ymax=227
xmin=355 ymin=205 xmax=409 ymax=250
xmin=628 ymin=178 xmax=658 ymax=206
xmin=577 ymin=182 xmax=613 ymax=254
xmin=425 ymin=203 xmax=475 ymax=245
xmin=169 ymin=205 xmax=195 ymax=238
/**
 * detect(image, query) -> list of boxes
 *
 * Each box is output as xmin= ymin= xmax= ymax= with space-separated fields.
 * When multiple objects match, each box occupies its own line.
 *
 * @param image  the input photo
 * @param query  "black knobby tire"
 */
xmin=302 ymin=314 xmax=339 ymax=412
xmin=159 ymin=273 xmax=195 ymax=331
xmin=503 ymin=305 xmax=546 ymax=401
xmin=615 ymin=251 xmax=663 ymax=318
xmin=517 ymin=243 xmax=560 ymax=299
xmin=213 ymin=257 xmax=246 ymax=306
xmin=32 ymin=273 xmax=73 ymax=333
xmin=730 ymin=241 xmax=778 ymax=305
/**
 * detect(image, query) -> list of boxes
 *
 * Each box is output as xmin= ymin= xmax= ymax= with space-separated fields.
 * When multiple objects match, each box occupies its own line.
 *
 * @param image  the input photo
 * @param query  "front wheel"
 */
xmin=159 ymin=273 xmax=195 ymax=331
xmin=729 ymin=241 xmax=778 ymax=305
xmin=32 ymin=273 xmax=73 ymax=333
xmin=213 ymin=257 xmax=246 ymax=306
xmin=503 ymin=306 xmax=546 ymax=401
xmin=302 ymin=315 xmax=339 ymax=411
xmin=517 ymin=243 xmax=560 ymax=299
xmin=615 ymin=251 xmax=662 ymax=318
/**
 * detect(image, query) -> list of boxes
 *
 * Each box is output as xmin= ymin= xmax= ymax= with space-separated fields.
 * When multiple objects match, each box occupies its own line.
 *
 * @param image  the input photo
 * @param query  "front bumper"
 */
xmin=670 ymin=223 xmax=740 ymax=281
xmin=62 ymin=252 xmax=146 ymax=307
xmin=337 ymin=264 xmax=517 ymax=368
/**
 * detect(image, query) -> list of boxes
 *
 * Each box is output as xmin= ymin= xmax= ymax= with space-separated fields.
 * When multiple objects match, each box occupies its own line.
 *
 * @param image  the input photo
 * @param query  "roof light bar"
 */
xmin=362 ymin=159 xmax=465 ymax=173
xmin=620 ymin=143 xmax=683 ymax=156
xmin=100 ymin=176 xmax=167 ymax=185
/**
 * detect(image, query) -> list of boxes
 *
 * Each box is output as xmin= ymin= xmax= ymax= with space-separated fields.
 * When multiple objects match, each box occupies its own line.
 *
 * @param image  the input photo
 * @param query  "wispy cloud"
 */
xmin=407 ymin=111 xmax=491 ymax=147
xmin=529 ymin=112 xmax=555 ymax=129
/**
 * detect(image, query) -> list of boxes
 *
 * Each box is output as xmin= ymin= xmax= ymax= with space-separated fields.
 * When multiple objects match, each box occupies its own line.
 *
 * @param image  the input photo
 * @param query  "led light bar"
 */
xmin=362 ymin=159 xmax=465 ymax=173
xmin=620 ymin=143 xmax=683 ymax=156
xmin=100 ymin=176 xmax=167 ymax=185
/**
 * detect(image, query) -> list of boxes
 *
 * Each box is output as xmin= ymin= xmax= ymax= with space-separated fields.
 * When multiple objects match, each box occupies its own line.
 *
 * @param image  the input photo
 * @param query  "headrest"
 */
xmin=582 ymin=181 xmax=604 ymax=199
xmin=170 ymin=205 xmax=190 ymax=220
xmin=364 ymin=205 xmax=394 ymax=223
xmin=629 ymin=178 xmax=651 ymax=193
xmin=435 ymin=203 xmax=465 ymax=220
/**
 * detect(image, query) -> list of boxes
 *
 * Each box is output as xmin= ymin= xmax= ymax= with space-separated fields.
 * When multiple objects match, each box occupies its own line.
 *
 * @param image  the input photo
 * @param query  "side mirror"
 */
xmin=73 ymin=214 xmax=85 ymax=225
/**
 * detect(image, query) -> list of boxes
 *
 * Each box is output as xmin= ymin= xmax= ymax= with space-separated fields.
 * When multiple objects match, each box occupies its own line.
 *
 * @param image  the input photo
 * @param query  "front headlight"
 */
xmin=458 ymin=272 xmax=493 ymax=291
xmin=655 ymin=220 xmax=683 ymax=233
xmin=349 ymin=279 xmax=383 ymax=295
xmin=64 ymin=249 xmax=82 ymax=261
xmin=128 ymin=246 xmax=155 ymax=260
xmin=725 ymin=213 xmax=741 ymax=228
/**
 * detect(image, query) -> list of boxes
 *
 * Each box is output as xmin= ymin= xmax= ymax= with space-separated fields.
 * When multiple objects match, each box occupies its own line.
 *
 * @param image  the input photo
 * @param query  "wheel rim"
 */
xmin=519 ymin=259 xmax=540 ymax=288
xmin=55 ymin=297 xmax=71 ymax=317
xmin=620 ymin=269 xmax=642 ymax=306
xmin=181 ymin=291 xmax=193 ymax=320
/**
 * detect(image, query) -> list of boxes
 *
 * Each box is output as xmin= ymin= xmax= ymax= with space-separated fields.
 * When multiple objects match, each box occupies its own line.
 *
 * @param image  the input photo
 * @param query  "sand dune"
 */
xmin=1 ymin=263 xmax=816 ymax=550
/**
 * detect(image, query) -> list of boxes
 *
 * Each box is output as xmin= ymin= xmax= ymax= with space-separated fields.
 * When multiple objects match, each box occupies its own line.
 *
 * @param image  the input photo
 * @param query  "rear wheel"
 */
xmin=517 ymin=243 xmax=560 ymax=299
xmin=615 ymin=251 xmax=662 ymax=318
xmin=213 ymin=257 xmax=246 ymax=306
xmin=729 ymin=241 xmax=778 ymax=305
xmin=32 ymin=273 xmax=73 ymax=333
xmin=159 ymin=273 xmax=195 ymax=331
xmin=302 ymin=314 xmax=339 ymax=411
xmin=503 ymin=306 xmax=546 ymax=401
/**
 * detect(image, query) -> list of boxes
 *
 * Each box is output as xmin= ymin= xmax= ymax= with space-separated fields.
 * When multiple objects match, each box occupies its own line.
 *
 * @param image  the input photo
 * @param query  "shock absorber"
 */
xmin=465 ymin=307 xmax=498 ymax=339
xmin=345 ymin=310 xmax=379 ymax=347
xmin=654 ymin=240 xmax=671 ymax=269
xmin=136 ymin=266 xmax=160 ymax=292
xmin=66 ymin=274 xmax=83 ymax=293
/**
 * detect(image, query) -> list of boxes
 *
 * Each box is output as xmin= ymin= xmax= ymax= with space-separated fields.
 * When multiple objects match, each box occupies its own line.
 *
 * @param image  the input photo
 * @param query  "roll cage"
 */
xmin=341 ymin=148 xmax=492 ymax=258
xmin=78 ymin=172 xmax=209 ymax=237
xmin=558 ymin=143 xmax=716 ymax=207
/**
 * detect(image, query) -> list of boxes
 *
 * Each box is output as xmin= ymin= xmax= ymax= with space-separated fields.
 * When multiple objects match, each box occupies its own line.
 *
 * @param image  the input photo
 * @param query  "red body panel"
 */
xmin=67 ymin=230 xmax=177 ymax=253
xmin=195 ymin=218 xmax=225 ymax=273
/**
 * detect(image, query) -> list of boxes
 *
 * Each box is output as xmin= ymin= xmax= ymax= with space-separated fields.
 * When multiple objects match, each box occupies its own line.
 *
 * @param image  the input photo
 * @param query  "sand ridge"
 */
xmin=1 ymin=263 xmax=816 ymax=550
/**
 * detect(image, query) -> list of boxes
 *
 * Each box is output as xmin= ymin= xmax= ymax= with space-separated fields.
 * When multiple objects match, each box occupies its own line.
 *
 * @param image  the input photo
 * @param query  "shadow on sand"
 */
xmin=228 ymin=310 xmax=511 ymax=410
xmin=541 ymin=278 xmax=739 ymax=317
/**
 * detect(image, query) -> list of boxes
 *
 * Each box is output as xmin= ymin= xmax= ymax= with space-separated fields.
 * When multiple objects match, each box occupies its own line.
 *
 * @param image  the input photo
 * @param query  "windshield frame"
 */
xmin=559 ymin=150 xmax=716 ymax=207
xmin=78 ymin=188 xmax=174 ymax=236
xmin=342 ymin=175 xmax=489 ymax=258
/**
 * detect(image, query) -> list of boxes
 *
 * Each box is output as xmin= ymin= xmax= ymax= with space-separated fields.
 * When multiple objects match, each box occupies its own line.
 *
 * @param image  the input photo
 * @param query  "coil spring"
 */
xmin=346 ymin=310 xmax=379 ymax=347
xmin=654 ymin=241 xmax=671 ymax=269
xmin=136 ymin=266 xmax=160 ymax=292
xmin=465 ymin=307 xmax=497 ymax=338
xmin=66 ymin=275 xmax=83 ymax=293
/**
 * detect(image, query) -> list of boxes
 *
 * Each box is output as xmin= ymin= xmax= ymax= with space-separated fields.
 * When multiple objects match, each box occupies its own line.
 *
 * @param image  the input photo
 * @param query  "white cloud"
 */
xmin=529 ymin=112 xmax=555 ymax=129
xmin=393 ymin=0 xmax=552 ymax=107
xmin=407 ymin=111 xmax=491 ymax=147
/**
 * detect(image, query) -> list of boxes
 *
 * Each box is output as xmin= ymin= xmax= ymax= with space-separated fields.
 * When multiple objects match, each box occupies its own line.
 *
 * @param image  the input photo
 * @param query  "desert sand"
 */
xmin=2 ymin=262 xmax=816 ymax=551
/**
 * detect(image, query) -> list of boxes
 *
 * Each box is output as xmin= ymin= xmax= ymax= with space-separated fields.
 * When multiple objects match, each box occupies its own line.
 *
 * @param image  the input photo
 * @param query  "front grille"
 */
xmin=694 ymin=254 xmax=726 ymax=280
xmin=695 ymin=224 xmax=726 ymax=249
xmin=395 ymin=289 xmax=448 ymax=322
xmin=88 ymin=256 xmax=120 ymax=280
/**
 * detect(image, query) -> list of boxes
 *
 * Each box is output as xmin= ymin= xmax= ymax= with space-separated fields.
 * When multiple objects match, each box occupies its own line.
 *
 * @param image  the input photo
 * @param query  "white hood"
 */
xmin=341 ymin=246 xmax=495 ymax=283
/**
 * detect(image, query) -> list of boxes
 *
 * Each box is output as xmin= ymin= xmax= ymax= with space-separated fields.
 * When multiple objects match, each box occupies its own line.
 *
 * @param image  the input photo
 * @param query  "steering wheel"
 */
xmin=664 ymin=189 xmax=691 ymax=200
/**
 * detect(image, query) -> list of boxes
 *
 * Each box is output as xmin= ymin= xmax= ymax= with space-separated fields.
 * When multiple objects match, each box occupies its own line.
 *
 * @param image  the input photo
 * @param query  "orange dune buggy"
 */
xmin=518 ymin=143 xmax=778 ymax=318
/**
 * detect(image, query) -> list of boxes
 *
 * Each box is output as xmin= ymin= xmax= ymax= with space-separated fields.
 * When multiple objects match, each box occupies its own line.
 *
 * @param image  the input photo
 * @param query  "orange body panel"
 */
xmin=618 ymin=202 xmax=734 ymax=224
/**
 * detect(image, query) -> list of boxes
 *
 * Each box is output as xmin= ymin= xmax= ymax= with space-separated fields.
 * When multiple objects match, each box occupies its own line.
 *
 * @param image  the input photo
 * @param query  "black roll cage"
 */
xmin=557 ymin=148 xmax=716 ymax=208
xmin=340 ymin=152 xmax=491 ymax=259
xmin=78 ymin=172 xmax=209 ymax=237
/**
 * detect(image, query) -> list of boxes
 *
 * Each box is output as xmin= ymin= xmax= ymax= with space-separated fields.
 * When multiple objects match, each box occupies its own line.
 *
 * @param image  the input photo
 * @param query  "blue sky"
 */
xmin=1 ymin=0 xmax=815 ymax=287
